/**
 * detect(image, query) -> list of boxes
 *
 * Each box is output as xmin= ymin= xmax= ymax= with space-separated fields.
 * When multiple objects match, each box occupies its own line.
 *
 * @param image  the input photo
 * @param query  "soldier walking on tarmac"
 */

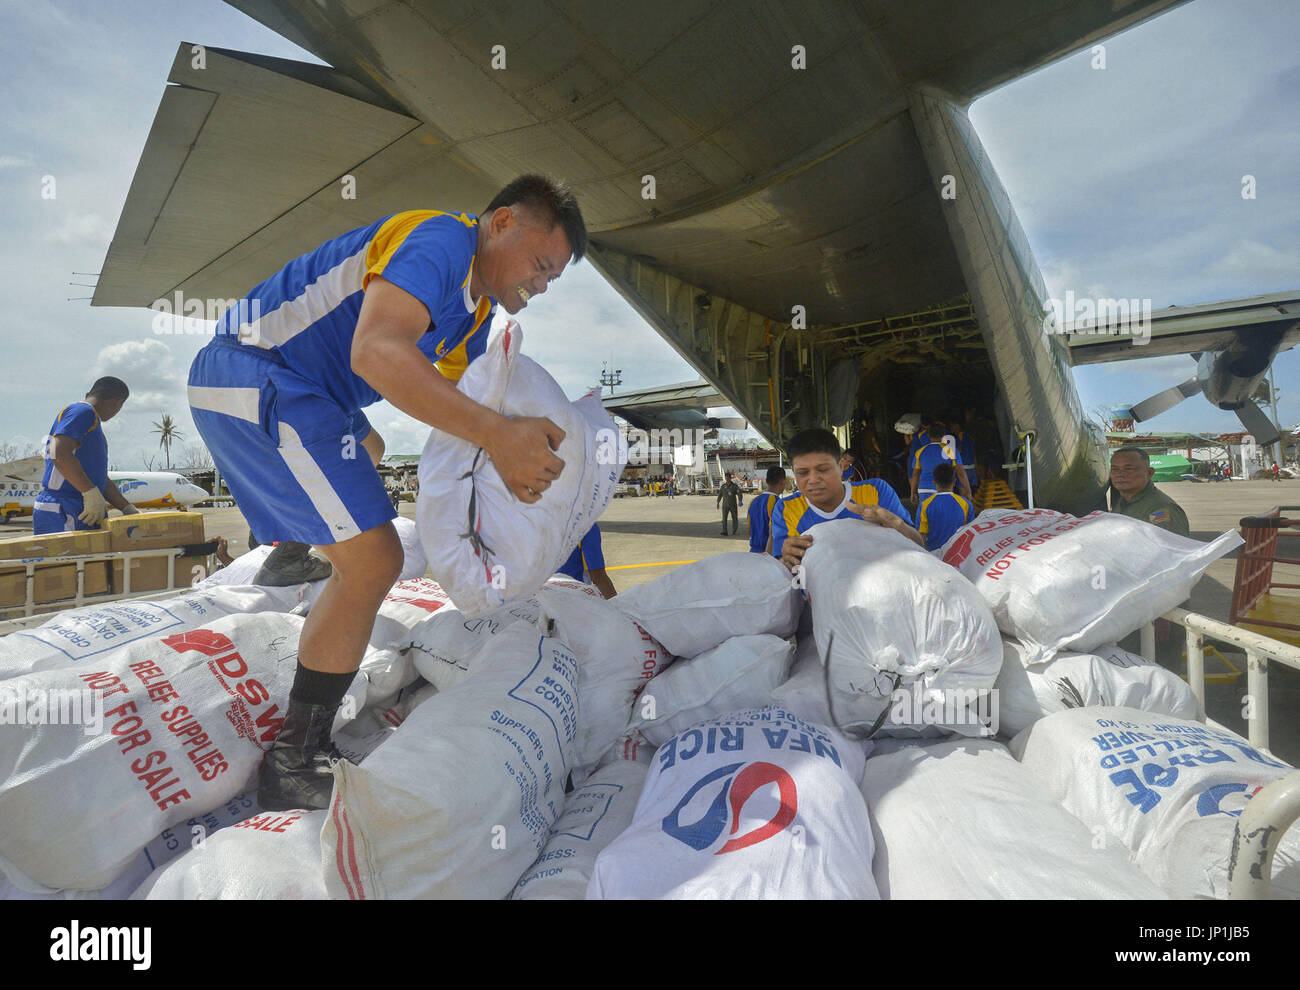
xmin=717 ymin=472 xmax=743 ymax=536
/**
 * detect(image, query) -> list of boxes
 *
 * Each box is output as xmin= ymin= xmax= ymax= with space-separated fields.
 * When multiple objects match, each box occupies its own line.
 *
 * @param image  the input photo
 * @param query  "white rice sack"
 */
xmin=538 ymin=577 xmax=670 ymax=771
xmin=407 ymin=595 xmax=542 ymax=691
xmin=334 ymin=682 xmax=438 ymax=765
xmin=995 ymin=639 xmax=1200 ymax=737
xmin=630 ymin=635 xmax=793 ymax=747
xmin=416 ymin=322 xmax=623 ymax=616
xmin=192 ymin=546 xmax=327 ymax=610
xmin=802 ymin=519 xmax=1002 ymax=737
xmin=511 ymin=741 xmax=654 ymax=900
xmin=0 ymin=585 xmax=306 ymax=680
xmin=391 ymin=516 xmax=428 ymax=580
xmin=322 ymin=623 xmax=579 ymax=899
xmin=588 ymin=707 xmax=876 ymax=899
xmin=0 ymin=612 xmax=317 ymax=891
xmin=1010 ymin=707 xmax=1300 ymax=898
xmin=613 ymin=552 xmax=803 ymax=658
xmin=133 ymin=808 xmax=328 ymax=900
xmin=939 ymin=509 xmax=1242 ymax=662
xmin=862 ymin=738 xmax=1166 ymax=899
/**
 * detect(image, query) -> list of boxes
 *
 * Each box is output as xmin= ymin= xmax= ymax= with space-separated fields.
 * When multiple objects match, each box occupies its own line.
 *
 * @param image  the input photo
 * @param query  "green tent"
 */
xmin=1147 ymin=454 xmax=1193 ymax=481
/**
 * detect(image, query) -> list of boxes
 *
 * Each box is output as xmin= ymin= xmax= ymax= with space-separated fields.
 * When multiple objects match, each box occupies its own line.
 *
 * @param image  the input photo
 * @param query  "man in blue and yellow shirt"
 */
xmin=772 ymin=428 xmax=922 ymax=573
xmin=556 ymin=523 xmax=618 ymax=599
xmin=34 ymin=377 xmax=140 ymax=533
xmin=910 ymin=419 xmax=972 ymax=503
xmin=917 ymin=462 xmax=974 ymax=551
xmin=187 ymin=175 xmax=588 ymax=811
xmin=747 ymin=465 xmax=787 ymax=553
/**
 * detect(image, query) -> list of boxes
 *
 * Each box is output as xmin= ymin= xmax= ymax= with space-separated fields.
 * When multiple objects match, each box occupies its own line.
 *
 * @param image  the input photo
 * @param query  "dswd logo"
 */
xmin=662 ymin=762 xmax=797 ymax=854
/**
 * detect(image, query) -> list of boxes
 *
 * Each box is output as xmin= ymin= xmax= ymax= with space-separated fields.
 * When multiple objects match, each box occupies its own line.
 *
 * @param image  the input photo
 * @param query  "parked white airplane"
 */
xmin=0 ymin=456 xmax=209 ymax=522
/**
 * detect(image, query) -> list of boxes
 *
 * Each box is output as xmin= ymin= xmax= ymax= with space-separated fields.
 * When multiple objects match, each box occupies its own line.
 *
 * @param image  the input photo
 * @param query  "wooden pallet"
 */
xmin=973 ymin=479 xmax=1023 ymax=512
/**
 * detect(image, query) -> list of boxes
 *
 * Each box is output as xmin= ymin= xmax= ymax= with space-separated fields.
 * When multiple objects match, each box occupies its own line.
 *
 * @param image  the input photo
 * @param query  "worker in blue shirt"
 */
xmin=34 ymin=377 xmax=140 ymax=533
xmin=917 ymin=462 xmax=974 ymax=551
xmin=747 ymin=466 xmax=787 ymax=553
xmin=910 ymin=420 xmax=972 ymax=503
xmin=555 ymin=523 xmax=617 ymax=598
xmin=773 ymin=428 xmax=922 ymax=573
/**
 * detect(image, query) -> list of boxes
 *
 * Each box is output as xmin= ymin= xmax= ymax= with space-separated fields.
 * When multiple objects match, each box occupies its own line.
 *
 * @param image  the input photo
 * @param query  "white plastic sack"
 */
xmin=322 ymin=623 xmax=579 ymax=899
xmin=862 ymin=738 xmax=1166 ymax=898
xmin=1010 ymin=707 xmax=1300 ymax=898
xmin=995 ymin=639 xmax=1200 ymax=737
xmin=0 ymin=612 xmax=315 ymax=891
xmin=511 ymin=741 xmax=653 ymax=900
xmin=939 ymin=509 xmax=1242 ymax=662
xmin=588 ymin=707 xmax=877 ymax=900
xmin=134 ymin=809 xmax=328 ymax=900
xmin=334 ymin=682 xmax=438 ymax=765
xmin=538 ymin=577 xmax=670 ymax=772
xmin=802 ymin=520 xmax=1002 ymax=736
xmin=407 ymin=595 xmax=542 ymax=691
xmin=391 ymin=516 xmax=428 ymax=580
xmin=629 ymin=634 xmax=792 ymax=746
xmin=0 ymin=585 xmax=306 ymax=680
xmin=416 ymin=322 xmax=623 ymax=615
xmin=613 ymin=552 xmax=803 ymax=658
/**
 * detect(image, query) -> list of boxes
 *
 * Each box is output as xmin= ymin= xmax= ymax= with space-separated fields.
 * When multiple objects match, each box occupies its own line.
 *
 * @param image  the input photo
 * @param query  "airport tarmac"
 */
xmin=3 ymin=477 xmax=1298 ymax=759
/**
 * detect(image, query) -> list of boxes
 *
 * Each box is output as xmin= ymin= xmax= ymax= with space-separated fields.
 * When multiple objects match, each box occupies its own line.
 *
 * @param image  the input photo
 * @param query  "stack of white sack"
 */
xmin=588 ymin=707 xmax=877 ymax=899
xmin=391 ymin=516 xmax=429 ymax=580
xmin=613 ymin=552 xmax=803 ymax=658
xmin=995 ymin=639 xmax=1200 ymax=737
xmin=322 ymin=622 xmax=580 ymax=899
xmin=407 ymin=593 xmax=541 ymax=691
xmin=0 ymin=611 xmax=366 ymax=894
xmin=938 ymin=509 xmax=1242 ymax=662
xmin=133 ymin=809 xmax=329 ymax=900
xmin=0 ymin=789 xmax=261 ymax=901
xmin=861 ymin=738 xmax=1166 ymax=898
xmin=511 ymin=736 xmax=655 ymax=900
xmin=416 ymin=321 xmax=623 ymax=616
xmin=538 ymin=577 xmax=671 ymax=776
xmin=628 ymin=634 xmax=793 ymax=746
xmin=1011 ymin=707 xmax=1300 ymax=898
xmin=362 ymin=578 xmax=457 ymax=706
xmin=0 ymin=585 xmax=308 ymax=680
xmin=333 ymin=682 xmax=439 ymax=765
xmin=800 ymin=519 xmax=1002 ymax=736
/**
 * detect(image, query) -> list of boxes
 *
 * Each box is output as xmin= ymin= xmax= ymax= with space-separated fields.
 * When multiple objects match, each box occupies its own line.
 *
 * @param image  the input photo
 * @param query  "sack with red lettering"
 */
xmin=1010 ymin=708 xmax=1300 ymax=898
xmin=0 ymin=611 xmax=327 ymax=892
xmin=133 ymin=809 xmax=328 ymax=900
xmin=861 ymin=738 xmax=1166 ymax=898
xmin=416 ymin=322 xmax=623 ymax=617
xmin=360 ymin=579 xmax=455 ymax=705
xmin=588 ymin=707 xmax=877 ymax=899
xmin=322 ymin=623 xmax=580 ymax=899
xmin=629 ymin=634 xmax=792 ymax=746
xmin=995 ymin=638 xmax=1200 ymax=737
xmin=939 ymin=509 xmax=1243 ymax=662
xmin=511 ymin=737 xmax=654 ymax=900
xmin=0 ymin=585 xmax=307 ymax=681
xmin=613 ymin=552 xmax=803 ymax=658
xmin=802 ymin=520 xmax=1002 ymax=736
xmin=538 ymin=578 xmax=671 ymax=775
xmin=407 ymin=595 xmax=542 ymax=691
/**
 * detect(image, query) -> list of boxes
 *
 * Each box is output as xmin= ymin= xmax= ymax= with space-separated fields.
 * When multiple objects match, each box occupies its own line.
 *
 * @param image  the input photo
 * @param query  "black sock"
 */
xmin=289 ymin=662 xmax=354 ymax=709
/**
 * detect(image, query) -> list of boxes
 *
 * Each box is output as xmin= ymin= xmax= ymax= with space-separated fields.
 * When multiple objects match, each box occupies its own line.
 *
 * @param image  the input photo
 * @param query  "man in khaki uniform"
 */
xmin=1109 ymin=447 xmax=1190 ymax=537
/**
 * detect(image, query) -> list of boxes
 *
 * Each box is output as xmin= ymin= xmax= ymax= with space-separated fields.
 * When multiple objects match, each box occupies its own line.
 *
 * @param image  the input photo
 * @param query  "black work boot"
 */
xmin=258 ymin=698 xmax=347 ymax=811
xmin=254 ymin=541 xmax=333 ymax=586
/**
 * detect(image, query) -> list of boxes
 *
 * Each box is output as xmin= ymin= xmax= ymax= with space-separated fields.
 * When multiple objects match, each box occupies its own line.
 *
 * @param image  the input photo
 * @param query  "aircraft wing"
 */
xmin=0 ymin=457 xmax=45 ymax=485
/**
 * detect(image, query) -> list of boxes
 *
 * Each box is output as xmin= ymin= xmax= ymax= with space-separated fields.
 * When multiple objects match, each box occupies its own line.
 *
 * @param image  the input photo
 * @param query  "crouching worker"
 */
xmin=772 ymin=428 xmax=922 ymax=575
xmin=917 ymin=462 xmax=973 ymax=551
xmin=187 ymin=175 xmax=588 ymax=810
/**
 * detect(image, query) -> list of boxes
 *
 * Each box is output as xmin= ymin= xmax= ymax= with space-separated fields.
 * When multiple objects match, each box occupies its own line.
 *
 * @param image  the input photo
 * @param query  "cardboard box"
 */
xmin=105 ymin=511 xmax=205 ymax=552
xmin=0 ymin=559 xmax=111 ymax=609
xmin=111 ymin=554 xmax=206 ymax=595
xmin=0 ymin=529 xmax=111 ymax=561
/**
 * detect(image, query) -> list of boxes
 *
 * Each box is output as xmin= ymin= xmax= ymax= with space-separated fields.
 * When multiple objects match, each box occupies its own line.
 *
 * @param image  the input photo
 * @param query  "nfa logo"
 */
xmin=662 ymin=761 xmax=797 ymax=854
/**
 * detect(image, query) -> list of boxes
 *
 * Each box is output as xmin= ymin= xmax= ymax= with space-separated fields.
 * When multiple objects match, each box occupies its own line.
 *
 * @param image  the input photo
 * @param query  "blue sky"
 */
xmin=1 ymin=0 xmax=1296 ymax=466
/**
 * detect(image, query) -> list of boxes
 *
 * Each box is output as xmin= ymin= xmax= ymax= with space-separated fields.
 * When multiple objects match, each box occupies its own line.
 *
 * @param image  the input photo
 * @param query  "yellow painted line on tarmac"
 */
xmin=606 ymin=559 xmax=698 ymax=571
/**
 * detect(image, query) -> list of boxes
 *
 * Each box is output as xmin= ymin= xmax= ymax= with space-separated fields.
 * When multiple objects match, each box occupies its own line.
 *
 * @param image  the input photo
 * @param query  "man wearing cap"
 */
xmin=34 ymin=376 xmax=140 ymax=533
xmin=1109 ymin=446 xmax=1189 ymax=537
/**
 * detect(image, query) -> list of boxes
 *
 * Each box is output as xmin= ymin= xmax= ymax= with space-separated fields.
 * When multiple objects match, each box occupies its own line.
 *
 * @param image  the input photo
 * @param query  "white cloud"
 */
xmin=43 ymin=212 xmax=115 ymax=247
xmin=0 ymin=154 xmax=35 ymax=168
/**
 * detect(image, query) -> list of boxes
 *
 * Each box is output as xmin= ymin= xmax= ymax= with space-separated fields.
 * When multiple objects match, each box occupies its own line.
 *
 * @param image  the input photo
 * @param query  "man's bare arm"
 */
xmin=104 ymin=479 xmax=133 ymax=512
xmin=50 ymin=436 xmax=94 ymax=494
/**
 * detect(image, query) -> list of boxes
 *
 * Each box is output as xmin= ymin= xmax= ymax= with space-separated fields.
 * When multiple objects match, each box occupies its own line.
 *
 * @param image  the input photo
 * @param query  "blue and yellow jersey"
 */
xmin=747 ymin=491 xmax=778 ymax=553
xmin=40 ymin=402 xmax=107 ymax=497
xmin=213 ymin=210 xmax=494 ymax=411
xmin=770 ymin=479 xmax=912 ymax=558
xmin=918 ymin=491 xmax=973 ymax=552
xmin=907 ymin=428 xmax=931 ymax=464
xmin=556 ymin=524 xmax=606 ymax=583
xmin=912 ymin=438 xmax=959 ymax=491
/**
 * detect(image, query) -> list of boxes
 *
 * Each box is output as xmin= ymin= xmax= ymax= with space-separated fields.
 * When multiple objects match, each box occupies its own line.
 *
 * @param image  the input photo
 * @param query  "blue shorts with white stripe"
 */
xmin=188 ymin=339 xmax=395 ymax=547
xmin=32 ymin=494 xmax=98 ymax=533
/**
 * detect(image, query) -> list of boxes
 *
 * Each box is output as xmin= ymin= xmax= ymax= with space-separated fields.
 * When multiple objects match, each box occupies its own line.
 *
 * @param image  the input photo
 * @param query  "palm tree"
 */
xmin=152 ymin=415 xmax=186 ymax=470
